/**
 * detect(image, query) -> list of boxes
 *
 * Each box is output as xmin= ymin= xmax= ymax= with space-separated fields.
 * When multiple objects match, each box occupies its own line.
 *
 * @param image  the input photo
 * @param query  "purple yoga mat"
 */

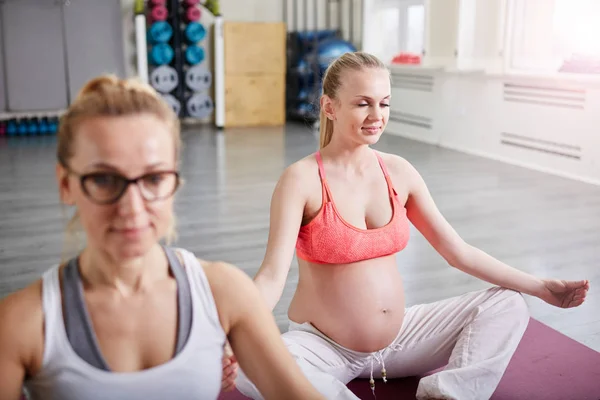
xmin=219 ymin=318 xmax=600 ymax=400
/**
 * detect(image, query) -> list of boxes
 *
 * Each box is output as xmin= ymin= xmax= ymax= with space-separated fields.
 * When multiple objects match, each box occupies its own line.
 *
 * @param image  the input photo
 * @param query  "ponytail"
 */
xmin=318 ymin=109 xmax=333 ymax=149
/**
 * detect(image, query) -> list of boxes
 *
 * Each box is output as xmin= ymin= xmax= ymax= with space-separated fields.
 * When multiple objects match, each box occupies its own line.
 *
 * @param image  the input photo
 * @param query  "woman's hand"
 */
xmin=538 ymin=279 xmax=590 ymax=308
xmin=221 ymin=342 xmax=238 ymax=392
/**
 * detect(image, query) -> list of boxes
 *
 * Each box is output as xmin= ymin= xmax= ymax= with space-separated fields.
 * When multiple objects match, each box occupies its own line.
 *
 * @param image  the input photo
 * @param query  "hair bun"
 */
xmin=76 ymin=74 xmax=158 ymax=101
xmin=75 ymin=74 xmax=120 ymax=101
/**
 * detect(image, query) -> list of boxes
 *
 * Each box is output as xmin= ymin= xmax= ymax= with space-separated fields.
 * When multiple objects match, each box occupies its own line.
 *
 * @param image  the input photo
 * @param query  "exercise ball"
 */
xmin=317 ymin=38 xmax=357 ymax=70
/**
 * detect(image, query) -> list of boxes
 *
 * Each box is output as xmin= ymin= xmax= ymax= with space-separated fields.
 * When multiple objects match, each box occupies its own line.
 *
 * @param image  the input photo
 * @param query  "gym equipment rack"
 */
xmin=284 ymin=0 xmax=363 ymax=123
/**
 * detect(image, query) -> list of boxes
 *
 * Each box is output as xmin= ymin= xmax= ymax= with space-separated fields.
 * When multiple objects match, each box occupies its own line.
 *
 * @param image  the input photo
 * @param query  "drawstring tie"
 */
xmin=369 ymin=343 xmax=403 ymax=398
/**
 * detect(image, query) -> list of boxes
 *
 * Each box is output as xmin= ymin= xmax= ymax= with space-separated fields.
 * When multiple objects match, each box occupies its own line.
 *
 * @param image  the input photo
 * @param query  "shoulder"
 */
xmin=375 ymin=151 xmax=426 ymax=198
xmin=172 ymin=247 xmax=250 ymax=291
xmin=199 ymin=259 xmax=252 ymax=289
xmin=271 ymin=153 xmax=321 ymax=204
xmin=376 ymin=151 xmax=420 ymax=180
xmin=172 ymin=248 xmax=249 ymax=289
xmin=278 ymin=154 xmax=319 ymax=188
xmin=197 ymin=259 xmax=262 ymax=332
xmin=0 ymin=279 xmax=44 ymax=373
xmin=0 ymin=280 xmax=44 ymax=337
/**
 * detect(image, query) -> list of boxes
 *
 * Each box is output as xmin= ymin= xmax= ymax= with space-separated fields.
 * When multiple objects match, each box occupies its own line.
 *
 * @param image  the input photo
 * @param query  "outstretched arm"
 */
xmin=253 ymin=164 xmax=308 ymax=310
xmin=397 ymin=157 xmax=589 ymax=307
xmin=204 ymin=261 xmax=324 ymax=400
xmin=216 ymin=163 xmax=310 ymax=393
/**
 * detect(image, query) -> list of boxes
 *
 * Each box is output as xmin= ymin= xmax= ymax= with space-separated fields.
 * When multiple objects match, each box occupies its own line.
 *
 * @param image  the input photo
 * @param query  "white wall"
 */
xmin=382 ymin=0 xmax=600 ymax=185
xmin=386 ymin=66 xmax=600 ymax=185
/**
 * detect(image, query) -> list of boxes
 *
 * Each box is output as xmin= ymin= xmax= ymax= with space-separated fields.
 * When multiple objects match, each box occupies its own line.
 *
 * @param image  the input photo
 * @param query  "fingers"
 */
xmin=222 ymin=354 xmax=231 ymax=367
xmin=544 ymin=278 xmax=590 ymax=309
xmin=572 ymin=293 xmax=586 ymax=301
xmin=573 ymin=285 xmax=589 ymax=300
xmin=222 ymin=374 xmax=237 ymax=391
xmin=222 ymin=354 xmax=238 ymax=368
xmin=565 ymin=287 xmax=588 ymax=308
xmin=223 ymin=361 xmax=238 ymax=376
xmin=222 ymin=369 xmax=237 ymax=392
xmin=570 ymin=288 xmax=588 ymax=303
xmin=222 ymin=374 xmax=237 ymax=392
xmin=222 ymin=354 xmax=239 ymax=390
xmin=222 ymin=380 xmax=236 ymax=392
xmin=564 ymin=279 xmax=589 ymax=289
xmin=567 ymin=298 xmax=585 ymax=308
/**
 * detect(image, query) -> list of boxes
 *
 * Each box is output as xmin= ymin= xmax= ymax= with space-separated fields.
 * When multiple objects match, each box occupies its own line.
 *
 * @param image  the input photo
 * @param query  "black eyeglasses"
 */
xmin=65 ymin=168 xmax=181 ymax=205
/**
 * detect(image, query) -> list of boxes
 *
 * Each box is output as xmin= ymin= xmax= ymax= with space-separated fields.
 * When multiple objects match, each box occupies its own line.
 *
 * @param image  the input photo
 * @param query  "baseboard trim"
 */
xmin=385 ymin=129 xmax=440 ymax=146
xmin=441 ymin=143 xmax=600 ymax=187
xmin=384 ymin=130 xmax=600 ymax=186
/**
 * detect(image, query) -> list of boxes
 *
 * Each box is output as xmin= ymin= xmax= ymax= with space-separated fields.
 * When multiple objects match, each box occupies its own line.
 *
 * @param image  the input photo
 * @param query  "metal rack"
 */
xmin=283 ymin=0 xmax=363 ymax=122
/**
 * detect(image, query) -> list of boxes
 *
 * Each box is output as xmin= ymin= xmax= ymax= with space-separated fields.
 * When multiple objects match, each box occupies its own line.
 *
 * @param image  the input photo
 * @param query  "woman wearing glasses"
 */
xmin=0 ymin=75 xmax=324 ymax=400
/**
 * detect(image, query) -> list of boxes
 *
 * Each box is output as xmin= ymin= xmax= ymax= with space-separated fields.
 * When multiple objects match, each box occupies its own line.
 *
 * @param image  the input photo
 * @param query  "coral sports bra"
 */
xmin=296 ymin=150 xmax=410 ymax=264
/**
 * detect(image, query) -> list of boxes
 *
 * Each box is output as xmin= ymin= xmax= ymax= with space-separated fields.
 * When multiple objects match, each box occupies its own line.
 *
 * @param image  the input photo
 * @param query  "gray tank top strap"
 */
xmin=62 ymin=246 xmax=193 ymax=371
xmin=62 ymin=256 xmax=110 ymax=370
xmin=164 ymin=246 xmax=193 ymax=353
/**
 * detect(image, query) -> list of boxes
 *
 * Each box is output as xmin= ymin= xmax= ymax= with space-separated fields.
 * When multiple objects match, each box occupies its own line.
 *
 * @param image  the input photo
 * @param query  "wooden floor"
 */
xmin=1 ymin=122 xmax=599 ymax=352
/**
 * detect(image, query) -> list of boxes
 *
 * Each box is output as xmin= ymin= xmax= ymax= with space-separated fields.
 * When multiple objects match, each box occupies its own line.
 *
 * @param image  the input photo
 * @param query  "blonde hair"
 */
xmin=58 ymin=75 xmax=181 ymax=259
xmin=319 ymin=51 xmax=387 ymax=149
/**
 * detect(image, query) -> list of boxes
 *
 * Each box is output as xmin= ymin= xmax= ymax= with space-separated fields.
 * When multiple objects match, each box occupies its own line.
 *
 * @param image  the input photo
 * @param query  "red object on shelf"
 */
xmin=391 ymin=53 xmax=421 ymax=65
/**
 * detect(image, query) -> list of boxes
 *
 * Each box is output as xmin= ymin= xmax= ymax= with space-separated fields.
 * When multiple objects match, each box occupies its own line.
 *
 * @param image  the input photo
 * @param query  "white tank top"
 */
xmin=23 ymin=248 xmax=226 ymax=400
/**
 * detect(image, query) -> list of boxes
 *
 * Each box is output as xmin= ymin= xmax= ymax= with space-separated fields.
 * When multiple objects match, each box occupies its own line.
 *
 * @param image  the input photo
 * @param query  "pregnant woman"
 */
xmin=230 ymin=51 xmax=589 ymax=400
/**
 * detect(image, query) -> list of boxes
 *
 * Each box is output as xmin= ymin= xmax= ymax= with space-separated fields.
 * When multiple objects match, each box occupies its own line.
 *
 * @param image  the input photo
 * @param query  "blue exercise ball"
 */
xmin=317 ymin=38 xmax=357 ymax=70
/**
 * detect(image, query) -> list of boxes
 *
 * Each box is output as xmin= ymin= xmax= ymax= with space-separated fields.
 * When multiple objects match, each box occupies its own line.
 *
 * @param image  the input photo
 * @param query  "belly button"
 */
xmin=382 ymin=309 xmax=389 ymax=314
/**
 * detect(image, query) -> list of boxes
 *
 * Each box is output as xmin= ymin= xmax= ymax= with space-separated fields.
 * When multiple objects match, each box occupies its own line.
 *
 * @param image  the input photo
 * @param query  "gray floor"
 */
xmin=1 ymin=122 xmax=599 ymax=352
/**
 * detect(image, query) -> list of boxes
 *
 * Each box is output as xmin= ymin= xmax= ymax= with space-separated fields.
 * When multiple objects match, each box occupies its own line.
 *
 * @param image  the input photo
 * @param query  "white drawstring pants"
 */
xmin=236 ymin=286 xmax=530 ymax=400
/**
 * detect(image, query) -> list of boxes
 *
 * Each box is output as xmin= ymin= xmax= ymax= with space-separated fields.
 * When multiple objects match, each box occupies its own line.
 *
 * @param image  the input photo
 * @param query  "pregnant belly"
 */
xmin=289 ymin=255 xmax=405 ymax=353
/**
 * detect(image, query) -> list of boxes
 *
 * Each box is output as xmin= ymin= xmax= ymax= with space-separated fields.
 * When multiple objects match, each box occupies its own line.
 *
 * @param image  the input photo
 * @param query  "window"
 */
xmin=507 ymin=0 xmax=600 ymax=74
xmin=363 ymin=0 xmax=425 ymax=63
xmin=405 ymin=4 xmax=425 ymax=54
